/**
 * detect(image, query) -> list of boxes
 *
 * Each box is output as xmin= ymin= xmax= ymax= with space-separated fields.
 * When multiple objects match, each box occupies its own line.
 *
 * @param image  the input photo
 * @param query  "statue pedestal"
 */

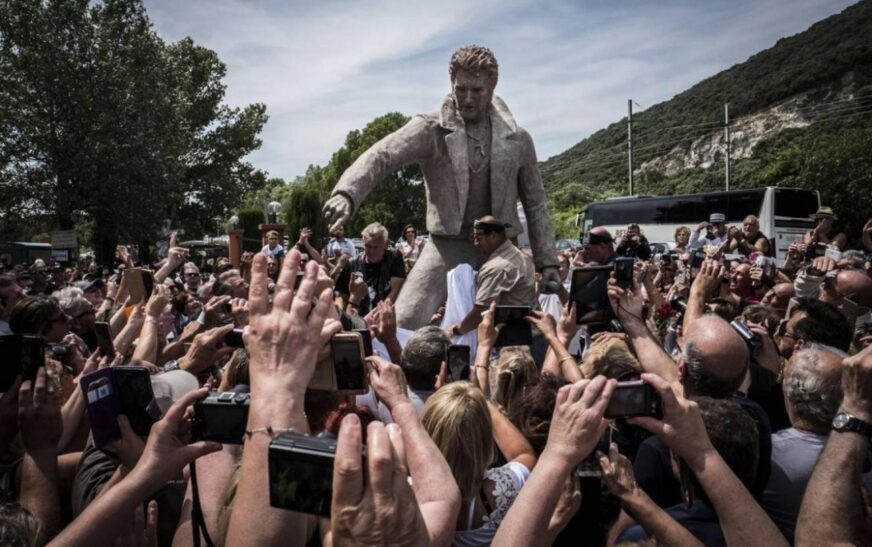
xmin=227 ymin=229 xmax=245 ymax=268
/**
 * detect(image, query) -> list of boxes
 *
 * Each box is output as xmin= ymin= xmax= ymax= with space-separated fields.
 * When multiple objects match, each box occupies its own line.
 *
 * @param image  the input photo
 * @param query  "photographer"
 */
xmin=615 ymin=224 xmax=651 ymax=261
xmin=728 ymin=215 xmax=771 ymax=257
xmin=688 ymin=213 xmax=729 ymax=252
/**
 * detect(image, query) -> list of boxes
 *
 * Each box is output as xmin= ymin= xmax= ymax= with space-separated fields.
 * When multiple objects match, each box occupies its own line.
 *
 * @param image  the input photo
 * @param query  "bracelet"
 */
xmin=104 ymin=297 xmax=115 ymax=303
xmin=144 ymin=317 xmax=159 ymax=326
xmin=474 ymin=364 xmax=489 ymax=370
xmin=558 ymin=355 xmax=576 ymax=365
xmin=243 ymin=426 xmax=303 ymax=442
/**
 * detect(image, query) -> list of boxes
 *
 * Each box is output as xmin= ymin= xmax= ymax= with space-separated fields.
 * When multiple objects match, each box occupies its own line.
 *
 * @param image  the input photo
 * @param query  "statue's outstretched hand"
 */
xmin=323 ymin=194 xmax=352 ymax=232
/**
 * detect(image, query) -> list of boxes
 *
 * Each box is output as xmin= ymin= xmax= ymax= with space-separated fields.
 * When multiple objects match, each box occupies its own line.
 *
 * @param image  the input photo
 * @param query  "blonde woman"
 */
xmin=490 ymin=346 xmax=539 ymax=416
xmin=422 ymin=382 xmax=537 ymax=546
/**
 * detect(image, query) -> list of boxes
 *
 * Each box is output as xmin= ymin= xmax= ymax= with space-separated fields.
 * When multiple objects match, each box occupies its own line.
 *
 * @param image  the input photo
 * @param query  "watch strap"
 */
xmin=834 ymin=412 xmax=872 ymax=438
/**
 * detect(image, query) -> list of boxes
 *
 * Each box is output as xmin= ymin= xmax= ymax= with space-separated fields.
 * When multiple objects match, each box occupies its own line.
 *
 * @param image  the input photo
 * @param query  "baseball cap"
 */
xmin=709 ymin=213 xmax=726 ymax=224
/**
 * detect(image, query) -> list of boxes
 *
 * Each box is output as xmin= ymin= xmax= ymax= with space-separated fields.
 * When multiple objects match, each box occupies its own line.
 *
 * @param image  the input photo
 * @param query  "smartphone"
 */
xmin=353 ymin=328 xmax=374 ymax=357
xmin=142 ymin=270 xmax=154 ymax=298
xmin=0 ymin=335 xmax=44 ymax=393
xmin=604 ymin=380 xmax=662 ymax=419
xmin=614 ymin=257 xmax=634 ymax=290
xmin=446 ymin=344 xmax=471 ymax=381
xmin=81 ymin=366 xmax=160 ymax=447
xmin=224 ymin=328 xmax=245 ymax=349
xmin=690 ymin=251 xmax=706 ymax=269
xmin=94 ymin=321 xmax=115 ymax=359
xmin=805 ymin=243 xmax=827 ymax=261
xmin=124 ymin=268 xmax=146 ymax=303
xmin=493 ymin=305 xmax=532 ymax=347
xmin=569 ymin=266 xmax=614 ymax=325
xmin=330 ymin=332 xmax=368 ymax=394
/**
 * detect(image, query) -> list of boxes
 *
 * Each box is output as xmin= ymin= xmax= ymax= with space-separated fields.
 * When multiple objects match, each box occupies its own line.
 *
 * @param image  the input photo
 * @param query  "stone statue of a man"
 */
xmin=323 ymin=45 xmax=559 ymax=329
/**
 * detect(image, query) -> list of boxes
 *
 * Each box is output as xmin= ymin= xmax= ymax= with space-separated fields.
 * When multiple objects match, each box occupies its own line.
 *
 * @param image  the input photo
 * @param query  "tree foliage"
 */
xmin=0 ymin=0 xmax=268 ymax=262
xmin=271 ymin=112 xmax=426 ymax=244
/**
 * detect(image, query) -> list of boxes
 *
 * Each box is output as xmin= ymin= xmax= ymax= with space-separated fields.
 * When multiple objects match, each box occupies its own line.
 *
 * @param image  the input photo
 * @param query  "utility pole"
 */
xmin=724 ymin=103 xmax=731 ymax=191
xmin=628 ymin=99 xmax=634 ymax=196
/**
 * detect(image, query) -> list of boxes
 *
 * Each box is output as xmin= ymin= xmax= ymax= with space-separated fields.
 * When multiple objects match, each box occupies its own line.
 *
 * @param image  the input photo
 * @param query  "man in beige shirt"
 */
xmin=446 ymin=215 xmax=535 ymax=337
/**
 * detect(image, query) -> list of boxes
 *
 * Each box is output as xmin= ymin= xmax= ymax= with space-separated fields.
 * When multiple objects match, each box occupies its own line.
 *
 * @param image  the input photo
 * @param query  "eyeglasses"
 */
xmin=776 ymin=320 xmax=796 ymax=340
xmin=185 ymin=272 xmax=200 ymax=277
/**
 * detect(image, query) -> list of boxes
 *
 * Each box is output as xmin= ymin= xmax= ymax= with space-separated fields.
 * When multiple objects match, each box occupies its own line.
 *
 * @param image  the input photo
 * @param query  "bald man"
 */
xmin=795 ymin=256 xmax=872 ymax=310
xmin=761 ymin=283 xmax=796 ymax=317
xmin=582 ymin=226 xmax=616 ymax=266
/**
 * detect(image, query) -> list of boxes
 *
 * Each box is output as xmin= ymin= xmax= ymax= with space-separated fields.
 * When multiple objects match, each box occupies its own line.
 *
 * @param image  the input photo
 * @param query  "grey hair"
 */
xmin=361 ymin=222 xmax=389 ymax=241
xmin=682 ymin=341 xmax=746 ymax=399
xmin=402 ymin=326 xmax=450 ymax=390
xmin=785 ymin=343 xmax=848 ymax=430
xmin=183 ymin=262 xmax=200 ymax=273
xmin=53 ymin=287 xmax=85 ymax=311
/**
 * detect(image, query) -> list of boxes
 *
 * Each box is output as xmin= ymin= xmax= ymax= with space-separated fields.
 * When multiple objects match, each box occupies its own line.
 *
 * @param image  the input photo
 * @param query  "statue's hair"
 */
xmin=449 ymin=45 xmax=498 ymax=86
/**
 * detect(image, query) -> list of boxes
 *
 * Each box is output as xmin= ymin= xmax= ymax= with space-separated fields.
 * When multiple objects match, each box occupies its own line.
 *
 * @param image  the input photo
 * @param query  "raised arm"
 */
xmin=492 ymin=376 xmax=616 ymax=547
xmin=367 ymin=356 xmax=461 ymax=547
xmin=608 ymin=276 xmax=678 ymax=382
xmin=528 ymin=307 xmax=582 ymax=383
xmin=599 ymin=443 xmax=703 ymax=547
xmin=631 ymin=373 xmax=788 ymax=547
xmin=131 ymin=285 xmax=171 ymax=366
xmin=470 ymin=303 xmax=499 ymax=397
xmin=795 ymin=344 xmax=872 ymax=546
xmin=683 ymin=260 xmax=722 ymax=335
xmin=487 ymin=401 xmax=537 ymax=470
xmin=224 ymin=251 xmax=341 ymax=547
xmin=18 ymin=368 xmax=63 ymax=542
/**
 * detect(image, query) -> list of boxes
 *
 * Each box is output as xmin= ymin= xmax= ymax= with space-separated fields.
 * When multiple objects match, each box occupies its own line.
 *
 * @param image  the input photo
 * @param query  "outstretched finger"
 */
xmin=273 ymin=249 xmax=303 ymax=312
xmin=248 ymin=254 xmax=270 ymax=316
xmin=333 ymin=414 xmax=364 ymax=508
xmin=292 ymin=260 xmax=320 ymax=320
xmin=366 ymin=421 xmax=395 ymax=508
xmin=145 ymin=500 xmax=158 ymax=545
xmin=329 ymin=214 xmax=349 ymax=234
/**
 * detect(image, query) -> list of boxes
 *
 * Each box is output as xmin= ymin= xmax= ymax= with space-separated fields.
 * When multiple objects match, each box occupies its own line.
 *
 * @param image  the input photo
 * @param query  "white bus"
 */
xmin=577 ymin=187 xmax=820 ymax=264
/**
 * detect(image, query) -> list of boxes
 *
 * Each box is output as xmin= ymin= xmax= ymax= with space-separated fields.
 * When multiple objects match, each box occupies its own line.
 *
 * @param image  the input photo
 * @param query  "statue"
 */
xmin=323 ymin=45 xmax=559 ymax=329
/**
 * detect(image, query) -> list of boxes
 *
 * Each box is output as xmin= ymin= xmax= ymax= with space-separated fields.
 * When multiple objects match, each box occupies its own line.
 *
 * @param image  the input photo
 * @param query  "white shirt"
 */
xmin=326 ymin=238 xmax=357 ymax=259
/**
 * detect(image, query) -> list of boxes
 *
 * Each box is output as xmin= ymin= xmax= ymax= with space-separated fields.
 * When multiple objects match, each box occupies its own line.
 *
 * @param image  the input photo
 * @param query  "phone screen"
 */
xmin=94 ymin=322 xmax=115 ymax=359
xmin=446 ymin=344 xmax=471 ymax=381
xmin=224 ymin=328 xmax=245 ymax=348
xmin=331 ymin=337 xmax=367 ymax=393
xmin=614 ymin=257 xmax=634 ymax=289
xmin=570 ymin=266 xmax=613 ymax=325
xmin=114 ymin=367 xmax=160 ymax=436
xmin=354 ymin=329 xmax=374 ymax=357
xmin=493 ymin=306 xmax=532 ymax=347
xmin=82 ymin=370 xmax=121 ymax=447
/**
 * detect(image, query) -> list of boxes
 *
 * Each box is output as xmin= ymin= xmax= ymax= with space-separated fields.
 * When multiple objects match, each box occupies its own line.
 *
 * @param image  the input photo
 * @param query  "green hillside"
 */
xmin=541 ymin=0 xmax=872 ymax=239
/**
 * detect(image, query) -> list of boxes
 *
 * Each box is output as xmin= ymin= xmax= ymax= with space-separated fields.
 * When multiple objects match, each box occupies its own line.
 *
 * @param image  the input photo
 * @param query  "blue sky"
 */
xmin=144 ymin=0 xmax=859 ymax=181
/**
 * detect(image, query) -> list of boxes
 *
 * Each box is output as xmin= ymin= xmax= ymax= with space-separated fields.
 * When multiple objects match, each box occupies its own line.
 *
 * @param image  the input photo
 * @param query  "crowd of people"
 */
xmin=0 ymin=205 xmax=871 ymax=547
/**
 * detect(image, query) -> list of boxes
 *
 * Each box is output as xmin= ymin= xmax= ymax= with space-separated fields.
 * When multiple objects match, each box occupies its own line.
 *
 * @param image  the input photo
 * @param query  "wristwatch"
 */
xmin=163 ymin=359 xmax=181 ymax=372
xmin=832 ymin=412 xmax=872 ymax=438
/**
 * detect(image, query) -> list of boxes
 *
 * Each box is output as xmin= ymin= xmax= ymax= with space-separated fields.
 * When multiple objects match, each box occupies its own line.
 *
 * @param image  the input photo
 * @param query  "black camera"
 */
xmin=0 ymin=334 xmax=45 ymax=393
xmin=605 ymin=380 xmax=662 ymax=419
xmin=269 ymin=430 xmax=364 ymax=517
xmin=614 ymin=257 xmax=634 ymax=290
xmin=690 ymin=251 xmax=706 ymax=269
xmin=730 ymin=320 xmax=762 ymax=356
xmin=669 ymin=293 xmax=687 ymax=313
xmin=192 ymin=391 xmax=250 ymax=445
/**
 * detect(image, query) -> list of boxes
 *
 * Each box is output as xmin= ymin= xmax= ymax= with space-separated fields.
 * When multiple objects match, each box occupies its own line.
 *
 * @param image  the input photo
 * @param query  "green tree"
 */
xmin=0 ymin=0 xmax=267 ymax=263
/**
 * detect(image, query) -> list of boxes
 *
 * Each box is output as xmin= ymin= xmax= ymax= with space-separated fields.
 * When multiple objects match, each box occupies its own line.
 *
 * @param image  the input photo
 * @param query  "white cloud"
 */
xmin=144 ymin=0 xmax=859 ymax=178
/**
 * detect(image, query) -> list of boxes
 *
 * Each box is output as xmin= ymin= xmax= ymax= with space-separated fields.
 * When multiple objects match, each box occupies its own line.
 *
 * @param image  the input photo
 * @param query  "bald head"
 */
xmin=584 ymin=227 xmax=615 ymax=265
xmin=472 ymin=215 xmax=507 ymax=253
xmin=681 ymin=315 xmax=749 ymax=398
xmin=762 ymin=282 xmax=795 ymax=312
xmin=835 ymin=269 xmax=872 ymax=307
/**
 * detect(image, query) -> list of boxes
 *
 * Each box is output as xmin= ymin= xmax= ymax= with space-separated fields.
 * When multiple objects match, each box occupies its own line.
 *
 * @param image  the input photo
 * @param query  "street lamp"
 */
xmin=267 ymin=201 xmax=281 ymax=224
xmin=229 ymin=215 xmax=239 ymax=229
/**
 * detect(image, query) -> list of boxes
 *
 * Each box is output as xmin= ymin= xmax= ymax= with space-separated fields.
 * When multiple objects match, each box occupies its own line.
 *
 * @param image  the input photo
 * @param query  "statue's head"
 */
xmin=449 ymin=45 xmax=498 ymax=124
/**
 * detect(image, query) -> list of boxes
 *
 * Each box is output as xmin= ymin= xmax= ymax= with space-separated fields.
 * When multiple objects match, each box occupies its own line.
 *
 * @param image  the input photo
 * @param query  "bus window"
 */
xmin=774 ymin=188 xmax=819 ymax=218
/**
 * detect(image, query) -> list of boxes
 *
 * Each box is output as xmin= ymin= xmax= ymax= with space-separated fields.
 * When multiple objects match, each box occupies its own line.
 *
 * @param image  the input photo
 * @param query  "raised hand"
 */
xmin=543 ymin=376 xmax=616 ymax=465
xmin=476 ymin=302 xmax=502 ymax=349
xmin=129 ymin=387 xmax=221 ymax=486
xmin=598 ymin=442 xmax=638 ymax=499
xmin=18 ymin=367 xmax=62 ymax=454
xmin=244 ymin=250 xmax=341 ymax=397
xmin=607 ymin=274 xmax=645 ymax=325
xmin=839 ymin=343 xmax=872 ymax=424
xmin=331 ymin=416 xmax=427 ymax=546
xmin=629 ymin=373 xmax=713 ymax=470
xmin=367 ymin=356 xmax=410 ymax=410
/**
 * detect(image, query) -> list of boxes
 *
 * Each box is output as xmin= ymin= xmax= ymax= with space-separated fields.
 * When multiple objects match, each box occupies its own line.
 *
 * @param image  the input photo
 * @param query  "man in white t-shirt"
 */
xmin=325 ymin=225 xmax=357 ymax=259
xmin=260 ymin=230 xmax=286 ymax=259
